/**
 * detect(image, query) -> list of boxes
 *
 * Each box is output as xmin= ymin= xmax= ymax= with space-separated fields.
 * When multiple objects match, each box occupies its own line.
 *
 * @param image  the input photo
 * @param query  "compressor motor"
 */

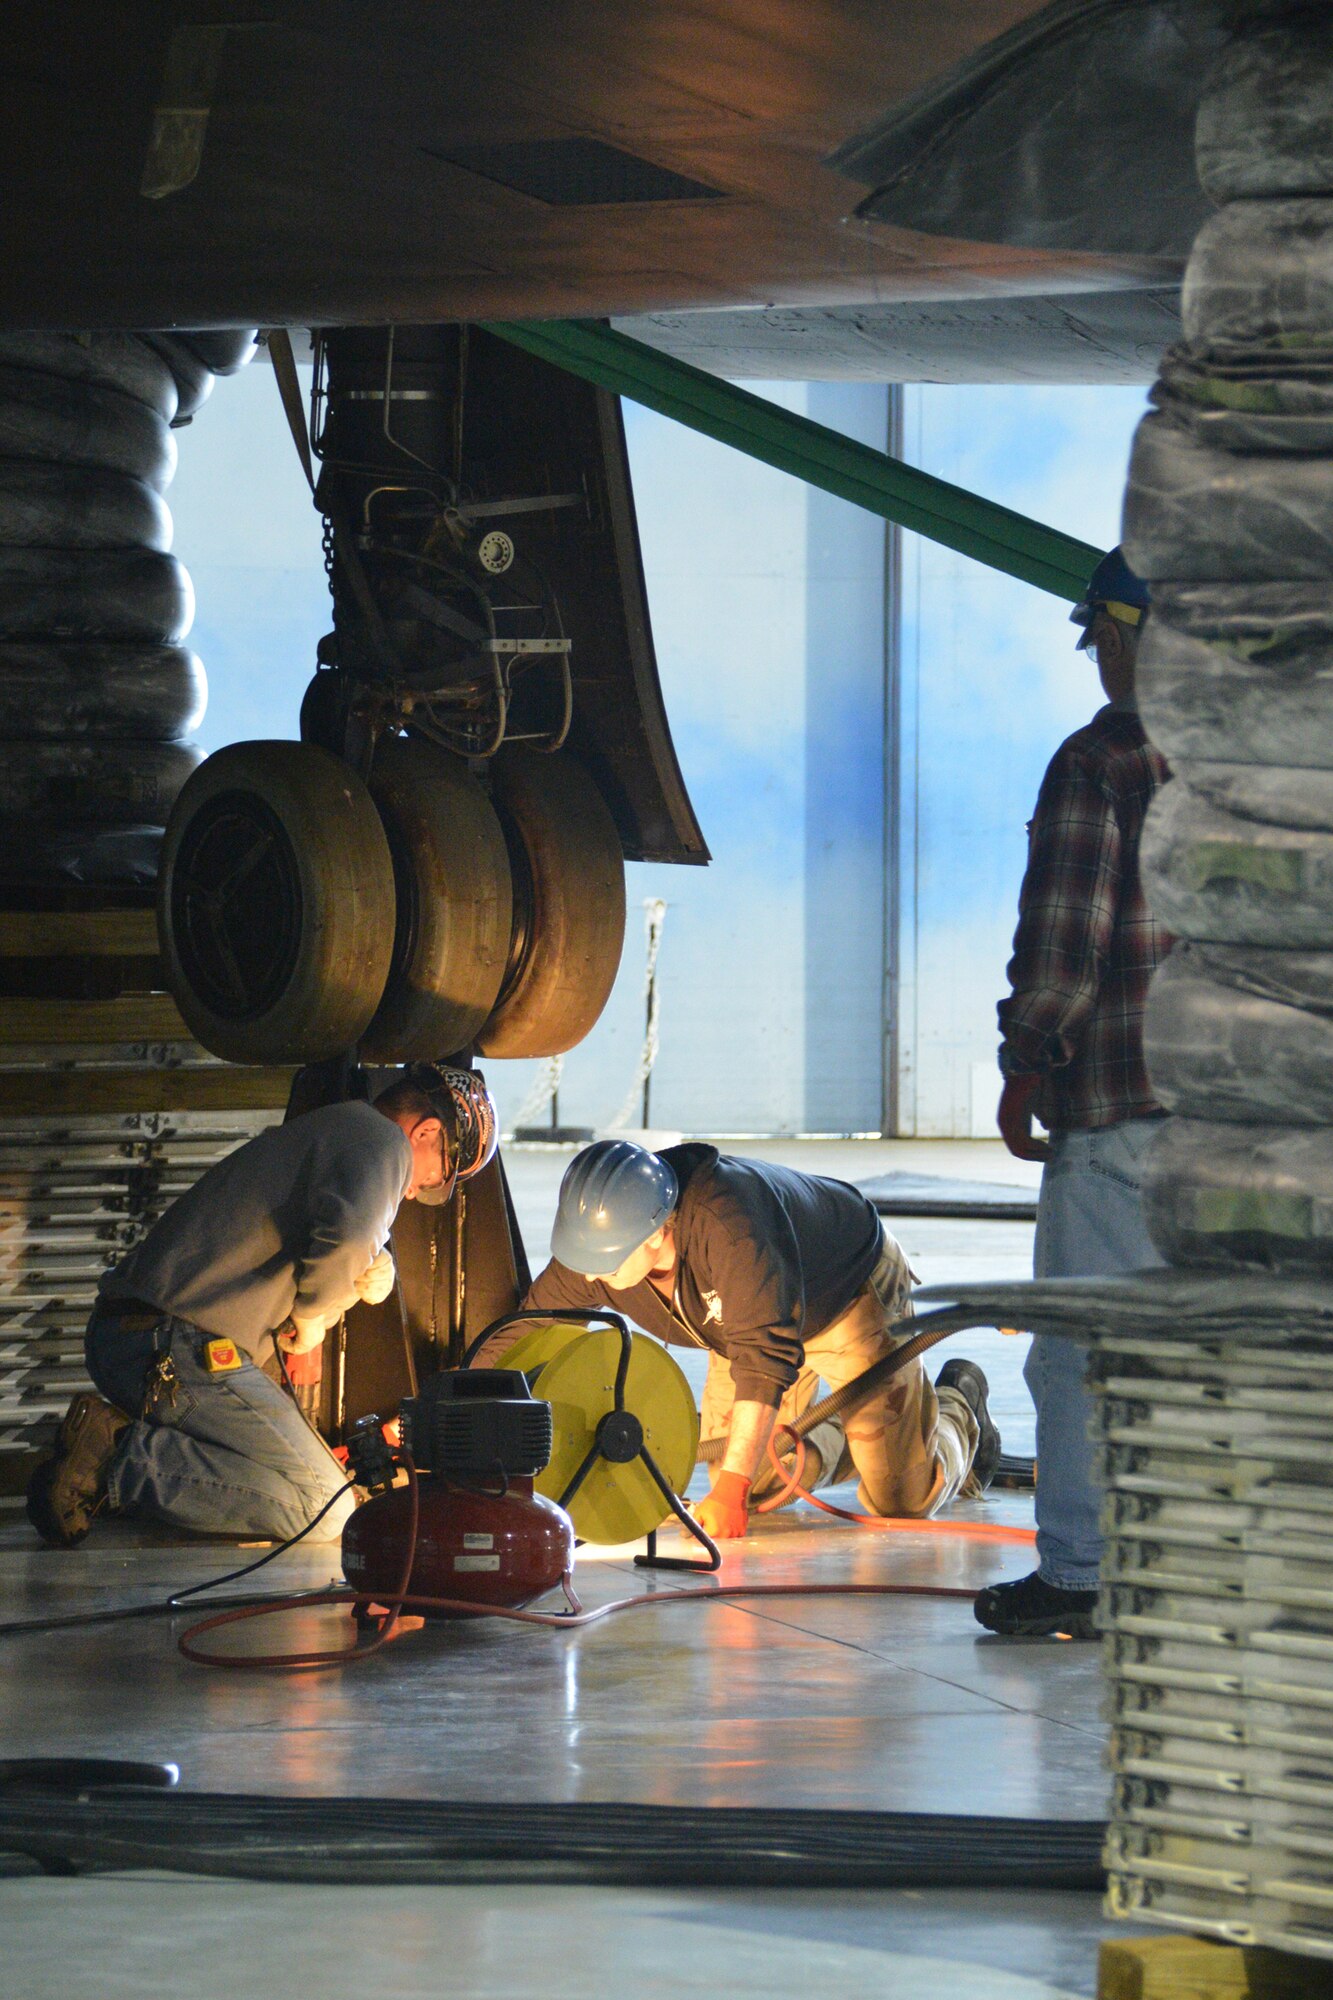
xmin=399 ymin=1368 xmax=553 ymax=1482
xmin=341 ymin=1369 xmax=575 ymax=1615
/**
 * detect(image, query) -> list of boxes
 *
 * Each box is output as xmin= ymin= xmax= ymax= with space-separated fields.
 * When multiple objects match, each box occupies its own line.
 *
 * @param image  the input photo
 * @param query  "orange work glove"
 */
xmin=998 ymin=1073 xmax=1050 ymax=1163
xmin=695 ymin=1469 xmax=751 ymax=1540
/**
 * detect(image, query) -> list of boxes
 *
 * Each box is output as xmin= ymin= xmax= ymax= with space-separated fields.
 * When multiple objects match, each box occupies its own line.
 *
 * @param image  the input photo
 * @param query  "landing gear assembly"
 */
xmin=155 ymin=326 xmax=654 ymax=1068
xmin=0 ymin=323 xmax=705 ymax=1496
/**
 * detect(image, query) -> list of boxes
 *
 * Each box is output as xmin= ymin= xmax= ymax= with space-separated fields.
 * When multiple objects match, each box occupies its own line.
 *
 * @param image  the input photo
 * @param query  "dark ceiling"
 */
xmin=1 ymin=0 xmax=1187 ymax=349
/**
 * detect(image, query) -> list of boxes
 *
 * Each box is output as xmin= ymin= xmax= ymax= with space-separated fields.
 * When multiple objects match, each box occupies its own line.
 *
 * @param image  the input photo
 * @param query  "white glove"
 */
xmin=278 ymin=1314 xmax=327 ymax=1354
xmin=354 ymin=1247 xmax=397 ymax=1307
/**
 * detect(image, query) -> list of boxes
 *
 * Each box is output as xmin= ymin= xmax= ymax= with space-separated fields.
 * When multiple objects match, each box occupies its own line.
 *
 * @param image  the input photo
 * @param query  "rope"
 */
xmin=606 ymin=897 xmax=667 ymax=1132
xmin=506 ymin=1053 xmax=564 ymax=1137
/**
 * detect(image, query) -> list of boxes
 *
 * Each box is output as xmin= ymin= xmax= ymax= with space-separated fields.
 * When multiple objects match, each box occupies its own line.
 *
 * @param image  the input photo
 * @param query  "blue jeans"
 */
xmin=1025 ymin=1118 xmax=1165 ymax=1591
xmin=86 ymin=1309 xmax=355 ymax=1543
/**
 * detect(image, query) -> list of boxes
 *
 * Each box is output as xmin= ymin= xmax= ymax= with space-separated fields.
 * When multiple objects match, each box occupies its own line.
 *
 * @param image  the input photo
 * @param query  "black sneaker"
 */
xmin=974 ymin=1568 xmax=1099 ymax=1640
xmin=26 ymin=1393 xmax=129 ymax=1548
xmin=935 ymin=1358 xmax=1001 ymax=1492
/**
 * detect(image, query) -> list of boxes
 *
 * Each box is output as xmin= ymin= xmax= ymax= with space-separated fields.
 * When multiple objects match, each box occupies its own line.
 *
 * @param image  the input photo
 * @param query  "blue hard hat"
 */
xmin=1070 ymin=545 xmax=1150 ymax=647
xmin=550 ymin=1140 xmax=679 ymax=1276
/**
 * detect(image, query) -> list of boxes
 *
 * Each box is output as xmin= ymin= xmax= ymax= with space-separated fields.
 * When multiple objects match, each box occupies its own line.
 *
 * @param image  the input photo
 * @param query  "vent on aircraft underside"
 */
xmin=427 ymin=136 xmax=726 ymax=206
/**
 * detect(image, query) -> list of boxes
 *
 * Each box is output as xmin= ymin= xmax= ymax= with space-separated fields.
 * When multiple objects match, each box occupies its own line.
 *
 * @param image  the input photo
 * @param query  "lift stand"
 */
xmin=464 ymin=1307 xmax=721 ymax=1574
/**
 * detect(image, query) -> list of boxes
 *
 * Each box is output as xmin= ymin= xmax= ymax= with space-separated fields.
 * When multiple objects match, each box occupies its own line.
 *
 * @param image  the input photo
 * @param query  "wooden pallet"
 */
xmin=1099 ymin=1936 xmax=1320 ymax=1999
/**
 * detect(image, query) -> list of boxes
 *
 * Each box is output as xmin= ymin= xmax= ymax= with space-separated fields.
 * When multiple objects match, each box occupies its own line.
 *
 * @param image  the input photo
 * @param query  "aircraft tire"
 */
xmin=1182 ymin=198 xmax=1333 ymax=352
xmin=170 ymin=331 xmax=260 ymax=377
xmin=1196 ymin=18 xmax=1333 ymax=205
xmin=1141 ymin=761 xmax=1333 ymax=951
xmin=1137 ymin=608 xmax=1333 ymax=770
xmin=140 ymin=335 xmax=215 ymax=425
xmin=360 ymin=735 xmax=514 ymax=1062
xmin=1124 ymin=414 xmax=1333 ymax=584
xmin=158 ymin=741 xmax=395 ymax=1064
xmin=476 ymin=748 xmax=626 ymax=1060
xmin=1145 ymin=940 xmax=1333 ymax=1126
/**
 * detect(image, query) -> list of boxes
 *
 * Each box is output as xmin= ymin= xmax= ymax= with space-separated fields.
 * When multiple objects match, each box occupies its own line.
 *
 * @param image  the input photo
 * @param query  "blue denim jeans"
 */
xmin=86 ymin=1308 xmax=355 ymax=1543
xmin=1025 ymin=1117 xmax=1165 ymax=1590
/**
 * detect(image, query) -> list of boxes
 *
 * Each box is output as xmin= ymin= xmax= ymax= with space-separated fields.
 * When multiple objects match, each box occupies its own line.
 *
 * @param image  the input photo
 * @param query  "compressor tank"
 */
xmin=342 ymin=1474 xmax=574 ymax=1614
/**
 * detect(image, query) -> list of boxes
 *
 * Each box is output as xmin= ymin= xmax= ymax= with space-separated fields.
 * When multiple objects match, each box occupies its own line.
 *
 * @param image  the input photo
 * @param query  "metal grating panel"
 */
xmin=0 ymin=1108 xmax=279 ymax=1483
xmin=426 ymin=137 xmax=724 ymax=206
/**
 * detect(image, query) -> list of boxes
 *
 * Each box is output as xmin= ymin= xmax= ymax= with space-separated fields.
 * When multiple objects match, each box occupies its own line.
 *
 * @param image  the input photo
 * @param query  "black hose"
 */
xmin=0 ymin=1790 xmax=1107 ymax=1890
xmin=0 ymin=1759 xmax=178 ymax=1793
xmin=697 ymin=1305 xmax=990 ymax=1464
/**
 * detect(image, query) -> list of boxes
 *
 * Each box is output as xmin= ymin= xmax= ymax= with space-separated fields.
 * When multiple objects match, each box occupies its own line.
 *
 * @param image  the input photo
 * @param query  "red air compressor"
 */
xmin=342 ymin=1370 xmax=575 ymax=1613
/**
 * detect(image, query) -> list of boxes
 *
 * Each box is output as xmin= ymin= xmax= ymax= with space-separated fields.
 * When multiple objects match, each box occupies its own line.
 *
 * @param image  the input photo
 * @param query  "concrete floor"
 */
xmin=0 ymin=1140 xmax=1119 ymax=1999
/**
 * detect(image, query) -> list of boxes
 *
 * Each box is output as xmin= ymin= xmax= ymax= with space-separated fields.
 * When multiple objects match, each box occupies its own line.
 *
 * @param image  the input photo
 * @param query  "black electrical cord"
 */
xmin=0 ymin=1480 xmax=354 ymax=1640
xmin=167 ymin=1481 xmax=353 ymax=1607
xmin=0 ymin=1591 xmax=336 ymax=1642
xmin=0 ymin=1789 xmax=1107 ymax=1891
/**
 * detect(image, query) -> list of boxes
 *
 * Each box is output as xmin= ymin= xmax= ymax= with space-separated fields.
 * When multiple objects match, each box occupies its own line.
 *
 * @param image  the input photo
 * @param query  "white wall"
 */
xmin=497 ymin=384 xmax=890 ymax=1139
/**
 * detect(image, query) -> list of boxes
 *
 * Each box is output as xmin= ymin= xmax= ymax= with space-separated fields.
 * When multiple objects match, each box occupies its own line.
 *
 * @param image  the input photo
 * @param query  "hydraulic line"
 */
xmin=0 ymin=1787 xmax=1107 ymax=1891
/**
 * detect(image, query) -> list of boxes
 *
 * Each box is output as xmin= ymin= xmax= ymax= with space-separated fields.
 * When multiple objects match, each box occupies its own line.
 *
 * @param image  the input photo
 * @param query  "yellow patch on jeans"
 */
xmin=202 ymin=1338 xmax=244 ymax=1373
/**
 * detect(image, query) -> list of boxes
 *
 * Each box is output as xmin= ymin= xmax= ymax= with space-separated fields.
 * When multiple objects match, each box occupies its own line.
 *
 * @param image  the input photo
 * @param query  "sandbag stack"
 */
xmin=1103 ymin=13 xmax=1333 ymax=1957
xmin=0 ymin=329 xmax=254 ymax=885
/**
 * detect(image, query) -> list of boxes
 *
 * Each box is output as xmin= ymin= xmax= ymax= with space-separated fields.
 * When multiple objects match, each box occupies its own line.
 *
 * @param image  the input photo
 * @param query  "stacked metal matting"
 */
xmin=0 ymin=903 xmax=296 ymax=1490
xmin=0 ymin=1106 xmax=278 ymax=1485
xmin=918 ymin=1271 xmax=1333 ymax=1961
xmin=1100 ymin=1326 xmax=1333 ymax=1960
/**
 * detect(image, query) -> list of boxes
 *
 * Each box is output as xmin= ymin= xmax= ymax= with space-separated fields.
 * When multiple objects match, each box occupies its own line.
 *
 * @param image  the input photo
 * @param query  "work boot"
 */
xmin=974 ymin=1569 xmax=1099 ymax=1641
xmin=935 ymin=1358 xmax=1001 ymax=1493
xmin=25 ymin=1393 xmax=129 ymax=1547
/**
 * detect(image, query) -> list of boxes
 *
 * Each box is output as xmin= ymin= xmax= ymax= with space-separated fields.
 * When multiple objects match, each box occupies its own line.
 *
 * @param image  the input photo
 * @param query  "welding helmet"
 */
xmin=550 ymin=1140 xmax=679 ymax=1276
xmin=402 ymin=1062 xmax=499 ymax=1205
xmin=1070 ymin=545 xmax=1150 ymax=649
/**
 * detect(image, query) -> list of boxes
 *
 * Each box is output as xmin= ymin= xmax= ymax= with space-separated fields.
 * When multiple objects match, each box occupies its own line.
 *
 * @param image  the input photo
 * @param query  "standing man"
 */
xmin=976 ymin=547 xmax=1170 ymax=1641
xmin=26 ymin=1064 xmax=497 ymax=1549
xmin=515 ymin=1139 xmax=1000 ymax=1538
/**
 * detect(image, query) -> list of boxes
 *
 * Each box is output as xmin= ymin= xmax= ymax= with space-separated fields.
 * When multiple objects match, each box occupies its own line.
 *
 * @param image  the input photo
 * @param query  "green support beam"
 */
xmin=482 ymin=317 xmax=1103 ymax=603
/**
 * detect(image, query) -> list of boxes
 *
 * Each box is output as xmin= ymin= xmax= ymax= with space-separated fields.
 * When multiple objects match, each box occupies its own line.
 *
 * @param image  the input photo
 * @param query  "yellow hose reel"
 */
xmin=484 ymin=1315 xmax=699 ymax=1546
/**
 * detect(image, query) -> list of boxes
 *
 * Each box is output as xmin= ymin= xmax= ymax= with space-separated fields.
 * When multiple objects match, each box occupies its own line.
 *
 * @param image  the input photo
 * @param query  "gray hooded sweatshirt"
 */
xmin=98 ymin=1101 xmax=411 ymax=1357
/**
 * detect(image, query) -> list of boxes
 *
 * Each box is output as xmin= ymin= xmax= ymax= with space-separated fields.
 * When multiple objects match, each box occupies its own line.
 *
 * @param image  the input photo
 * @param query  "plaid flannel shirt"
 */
xmin=998 ymin=701 xmax=1172 ymax=1132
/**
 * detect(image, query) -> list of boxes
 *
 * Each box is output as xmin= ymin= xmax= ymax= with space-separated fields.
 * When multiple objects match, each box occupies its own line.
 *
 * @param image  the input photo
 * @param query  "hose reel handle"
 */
xmin=461 ymin=1306 xmax=634 ymax=1409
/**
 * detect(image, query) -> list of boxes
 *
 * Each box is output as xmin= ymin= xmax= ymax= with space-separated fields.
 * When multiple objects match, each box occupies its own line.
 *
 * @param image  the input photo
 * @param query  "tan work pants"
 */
xmin=700 ymin=1227 xmax=979 ymax=1518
